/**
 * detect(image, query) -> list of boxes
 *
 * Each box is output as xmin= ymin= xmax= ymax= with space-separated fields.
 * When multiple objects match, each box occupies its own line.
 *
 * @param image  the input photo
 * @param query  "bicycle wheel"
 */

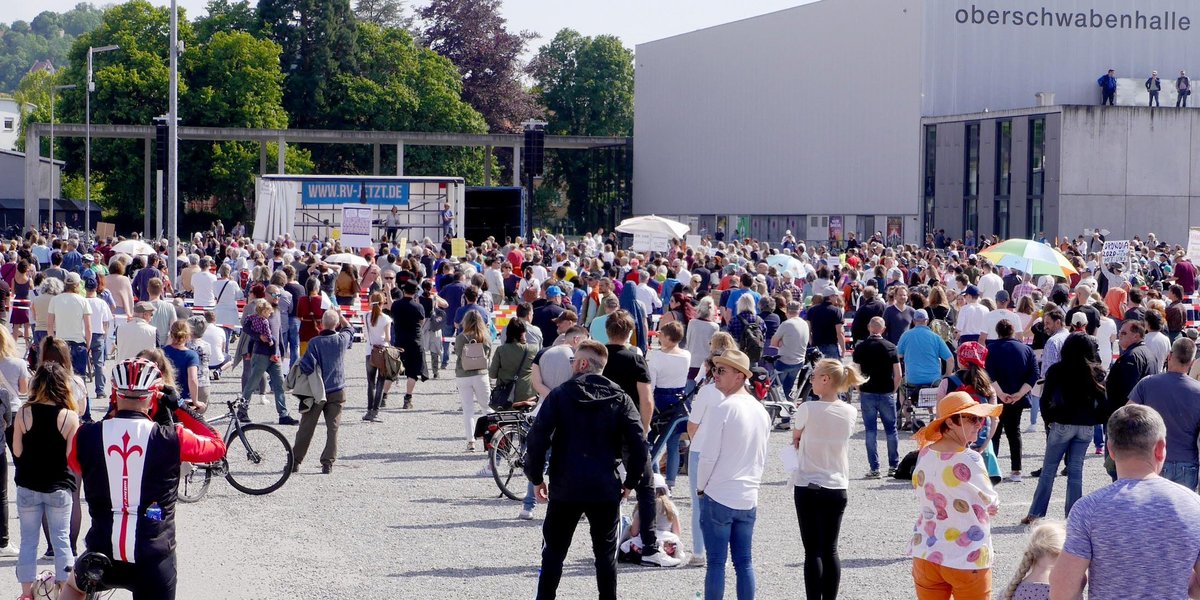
xmin=489 ymin=425 xmax=528 ymax=501
xmin=224 ymin=423 xmax=294 ymax=495
xmin=178 ymin=462 xmax=213 ymax=503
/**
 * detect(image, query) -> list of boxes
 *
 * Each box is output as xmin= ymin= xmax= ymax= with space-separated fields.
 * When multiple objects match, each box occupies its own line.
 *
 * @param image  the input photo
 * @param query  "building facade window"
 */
xmin=2 ymin=118 xmax=12 ymax=131
xmin=994 ymin=120 xmax=1011 ymax=239
xmin=923 ymin=125 xmax=936 ymax=237
xmin=1028 ymin=117 xmax=1046 ymax=238
xmin=963 ymin=123 xmax=980 ymax=239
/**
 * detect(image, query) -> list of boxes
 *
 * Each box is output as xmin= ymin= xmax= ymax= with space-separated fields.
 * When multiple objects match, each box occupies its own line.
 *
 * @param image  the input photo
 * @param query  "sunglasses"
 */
xmin=954 ymin=414 xmax=984 ymax=425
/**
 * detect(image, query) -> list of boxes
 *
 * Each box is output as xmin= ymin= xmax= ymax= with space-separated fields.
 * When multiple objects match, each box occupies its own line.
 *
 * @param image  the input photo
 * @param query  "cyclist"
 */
xmin=62 ymin=358 xmax=226 ymax=600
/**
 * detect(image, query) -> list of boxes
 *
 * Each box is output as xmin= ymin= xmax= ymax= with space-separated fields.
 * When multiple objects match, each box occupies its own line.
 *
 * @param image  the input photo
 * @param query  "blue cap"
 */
xmin=546 ymin=286 xmax=564 ymax=298
xmin=965 ymin=285 xmax=980 ymax=297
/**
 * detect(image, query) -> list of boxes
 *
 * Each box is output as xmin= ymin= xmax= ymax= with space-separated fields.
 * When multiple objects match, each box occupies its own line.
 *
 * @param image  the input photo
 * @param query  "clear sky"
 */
xmin=9 ymin=0 xmax=817 ymax=48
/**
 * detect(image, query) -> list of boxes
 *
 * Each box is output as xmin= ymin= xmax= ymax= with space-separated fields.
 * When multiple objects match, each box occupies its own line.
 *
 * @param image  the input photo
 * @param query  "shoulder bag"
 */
xmin=489 ymin=346 xmax=533 ymax=410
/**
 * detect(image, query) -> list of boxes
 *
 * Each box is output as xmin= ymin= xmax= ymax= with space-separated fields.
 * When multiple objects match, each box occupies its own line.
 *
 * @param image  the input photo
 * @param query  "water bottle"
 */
xmin=694 ymin=592 xmax=702 ymax=600
xmin=146 ymin=502 xmax=162 ymax=522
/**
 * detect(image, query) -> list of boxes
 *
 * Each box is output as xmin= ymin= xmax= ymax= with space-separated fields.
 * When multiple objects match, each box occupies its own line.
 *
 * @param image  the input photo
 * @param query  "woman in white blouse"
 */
xmin=363 ymin=292 xmax=393 ymax=422
xmin=790 ymin=359 xmax=866 ymax=600
xmin=647 ymin=321 xmax=691 ymax=491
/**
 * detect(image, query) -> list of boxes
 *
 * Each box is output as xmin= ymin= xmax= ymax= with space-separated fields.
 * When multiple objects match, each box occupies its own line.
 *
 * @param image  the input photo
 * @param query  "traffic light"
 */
xmin=523 ymin=124 xmax=545 ymax=179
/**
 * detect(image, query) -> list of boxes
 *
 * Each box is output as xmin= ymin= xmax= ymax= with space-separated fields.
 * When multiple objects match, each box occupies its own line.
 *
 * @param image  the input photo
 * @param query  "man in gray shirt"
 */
xmin=1129 ymin=337 xmax=1200 ymax=490
xmin=520 ymin=325 xmax=590 ymax=520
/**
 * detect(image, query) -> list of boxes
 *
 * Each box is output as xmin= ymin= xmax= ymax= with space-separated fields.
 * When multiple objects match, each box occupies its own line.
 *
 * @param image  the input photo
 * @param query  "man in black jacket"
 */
xmin=525 ymin=340 xmax=649 ymax=600
xmin=850 ymin=285 xmax=886 ymax=346
xmin=1104 ymin=320 xmax=1162 ymax=422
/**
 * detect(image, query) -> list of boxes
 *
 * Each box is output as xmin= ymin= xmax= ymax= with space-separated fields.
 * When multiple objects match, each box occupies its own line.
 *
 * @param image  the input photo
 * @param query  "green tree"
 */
xmin=353 ymin=0 xmax=412 ymax=31
xmin=258 ymin=0 xmax=358 ymax=131
xmin=52 ymin=0 xmax=193 ymax=230
xmin=324 ymin=22 xmax=489 ymax=181
xmin=194 ymin=0 xmax=259 ymax=43
xmin=418 ymin=0 xmax=539 ymax=133
xmin=0 ymin=4 xmax=104 ymax=91
xmin=183 ymin=30 xmax=308 ymax=220
xmin=529 ymin=29 xmax=633 ymax=230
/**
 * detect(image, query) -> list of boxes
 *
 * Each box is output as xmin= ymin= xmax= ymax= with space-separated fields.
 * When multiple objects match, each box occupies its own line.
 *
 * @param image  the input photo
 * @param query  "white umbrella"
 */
xmin=111 ymin=240 xmax=156 ymax=256
xmin=323 ymin=253 xmax=369 ymax=268
xmin=615 ymin=215 xmax=689 ymax=239
xmin=766 ymin=253 xmax=804 ymax=277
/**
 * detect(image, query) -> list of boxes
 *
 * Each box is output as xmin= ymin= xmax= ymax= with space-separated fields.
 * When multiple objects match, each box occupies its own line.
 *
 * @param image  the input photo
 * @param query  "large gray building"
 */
xmin=634 ymin=0 xmax=1200 ymax=244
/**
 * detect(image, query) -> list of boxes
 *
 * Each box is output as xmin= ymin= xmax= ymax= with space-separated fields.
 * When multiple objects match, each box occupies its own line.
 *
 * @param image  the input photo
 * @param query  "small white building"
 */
xmin=0 ymin=95 xmax=23 ymax=152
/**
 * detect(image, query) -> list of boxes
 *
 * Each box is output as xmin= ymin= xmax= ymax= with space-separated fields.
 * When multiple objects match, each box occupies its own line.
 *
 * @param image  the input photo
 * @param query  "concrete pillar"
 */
xmin=396 ymin=142 xmax=404 ymax=176
xmin=23 ymin=128 xmax=39 ymax=231
xmin=144 ymin=138 xmax=152 ymax=238
xmin=484 ymin=145 xmax=492 ymax=187
xmin=373 ymin=143 xmax=381 ymax=176
xmin=277 ymin=136 xmax=286 ymax=174
xmin=259 ymin=141 xmax=267 ymax=175
xmin=512 ymin=145 xmax=521 ymax=188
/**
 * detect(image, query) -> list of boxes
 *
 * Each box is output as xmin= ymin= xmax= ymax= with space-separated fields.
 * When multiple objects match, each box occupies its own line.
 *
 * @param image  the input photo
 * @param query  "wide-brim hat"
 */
xmin=913 ymin=392 xmax=1002 ymax=447
xmin=711 ymin=350 xmax=753 ymax=379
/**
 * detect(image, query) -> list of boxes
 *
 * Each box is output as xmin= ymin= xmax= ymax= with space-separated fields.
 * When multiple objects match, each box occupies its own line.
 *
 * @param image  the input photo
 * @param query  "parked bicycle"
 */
xmin=178 ymin=396 xmax=294 ymax=502
xmin=483 ymin=408 xmax=533 ymax=501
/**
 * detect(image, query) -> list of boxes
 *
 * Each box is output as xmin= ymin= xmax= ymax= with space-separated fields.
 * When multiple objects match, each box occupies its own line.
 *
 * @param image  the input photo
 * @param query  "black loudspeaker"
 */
xmin=523 ymin=127 xmax=545 ymax=179
xmin=465 ymin=187 xmax=523 ymax=243
xmin=154 ymin=119 xmax=169 ymax=168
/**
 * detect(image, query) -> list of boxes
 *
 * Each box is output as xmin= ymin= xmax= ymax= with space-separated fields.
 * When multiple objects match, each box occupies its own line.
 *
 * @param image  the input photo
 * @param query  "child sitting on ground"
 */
xmin=1003 ymin=520 xmax=1071 ymax=600
xmin=619 ymin=474 xmax=686 ymax=565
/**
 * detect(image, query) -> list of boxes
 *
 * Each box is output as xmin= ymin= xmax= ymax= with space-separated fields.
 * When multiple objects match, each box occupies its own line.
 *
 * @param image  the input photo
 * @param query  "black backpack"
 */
xmin=894 ymin=450 xmax=920 ymax=481
xmin=737 ymin=313 xmax=765 ymax=363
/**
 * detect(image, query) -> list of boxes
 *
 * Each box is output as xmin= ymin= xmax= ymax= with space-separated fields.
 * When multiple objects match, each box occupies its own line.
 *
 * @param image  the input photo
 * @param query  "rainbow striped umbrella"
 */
xmin=978 ymin=239 xmax=1077 ymax=278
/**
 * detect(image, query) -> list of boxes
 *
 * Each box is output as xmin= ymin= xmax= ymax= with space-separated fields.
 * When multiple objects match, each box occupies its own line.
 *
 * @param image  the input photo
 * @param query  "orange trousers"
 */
xmin=912 ymin=558 xmax=992 ymax=600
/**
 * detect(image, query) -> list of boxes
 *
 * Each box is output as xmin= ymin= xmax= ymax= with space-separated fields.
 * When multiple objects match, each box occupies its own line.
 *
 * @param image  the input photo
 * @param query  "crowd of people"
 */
xmin=0 ymin=221 xmax=1198 ymax=598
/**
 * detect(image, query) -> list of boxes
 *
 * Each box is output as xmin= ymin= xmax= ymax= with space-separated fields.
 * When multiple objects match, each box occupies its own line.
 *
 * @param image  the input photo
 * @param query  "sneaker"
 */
xmin=687 ymin=553 xmax=706 ymax=568
xmin=517 ymin=508 xmax=534 ymax=520
xmin=278 ymin=415 xmax=300 ymax=426
xmin=368 ymin=412 xmax=384 ymax=423
xmin=641 ymin=549 xmax=682 ymax=568
xmin=1024 ymin=424 xmax=1038 ymax=433
xmin=1020 ymin=515 xmax=1038 ymax=526
xmin=0 ymin=544 xmax=18 ymax=557
xmin=1030 ymin=468 xmax=1042 ymax=477
xmin=380 ymin=394 xmax=388 ymax=408
xmin=864 ymin=470 xmax=881 ymax=479
xmin=362 ymin=411 xmax=374 ymax=422
xmin=1008 ymin=472 xmax=1023 ymax=483
xmin=476 ymin=464 xmax=493 ymax=477
xmin=887 ymin=467 xmax=898 ymax=478
xmin=1094 ymin=445 xmax=1104 ymax=455
xmin=258 ymin=394 xmax=268 ymax=406
xmin=466 ymin=442 xmax=476 ymax=452
xmin=321 ymin=464 xmax=333 ymax=475
xmin=236 ymin=410 xmax=252 ymax=424
xmin=403 ymin=396 xmax=413 ymax=410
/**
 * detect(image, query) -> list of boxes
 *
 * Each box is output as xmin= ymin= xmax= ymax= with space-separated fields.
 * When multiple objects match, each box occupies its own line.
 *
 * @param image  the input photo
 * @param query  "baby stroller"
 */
xmin=751 ymin=366 xmax=795 ymax=431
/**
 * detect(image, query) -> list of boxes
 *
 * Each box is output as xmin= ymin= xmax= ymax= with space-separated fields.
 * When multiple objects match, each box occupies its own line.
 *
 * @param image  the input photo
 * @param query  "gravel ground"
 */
xmin=1 ymin=343 xmax=1115 ymax=599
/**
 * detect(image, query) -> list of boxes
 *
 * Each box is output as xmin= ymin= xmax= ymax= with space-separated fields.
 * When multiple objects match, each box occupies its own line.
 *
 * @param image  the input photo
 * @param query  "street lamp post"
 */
xmin=86 ymin=44 xmax=119 ymax=246
xmin=168 ymin=0 xmax=180 ymax=285
xmin=49 ymin=84 xmax=77 ymax=233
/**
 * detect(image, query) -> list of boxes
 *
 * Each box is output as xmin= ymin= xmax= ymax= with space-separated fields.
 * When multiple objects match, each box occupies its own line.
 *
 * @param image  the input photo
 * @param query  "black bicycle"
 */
xmin=484 ymin=409 xmax=533 ymax=501
xmin=178 ymin=397 xmax=294 ymax=502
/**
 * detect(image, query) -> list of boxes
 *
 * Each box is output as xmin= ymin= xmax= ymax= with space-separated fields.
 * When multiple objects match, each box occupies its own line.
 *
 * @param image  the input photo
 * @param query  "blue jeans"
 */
xmin=441 ymin=323 xmax=455 ymax=367
xmin=1028 ymin=394 xmax=1040 ymax=426
xmin=774 ymin=360 xmax=803 ymax=398
xmin=283 ymin=318 xmax=300 ymax=367
xmin=241 ymin=353 xmax=289 ymax=417
xmin=1162 ymin=461 xmax=1200 ymax=491
xmin=31 ymin=330 xmax=47 ymax=353
xmin=699 ymin=495 xmax=757 ymax=600
xmin=860 ymin=392 xmax=899 ymax=471
xmin=16 ymin=487 xmax=73 ymax=584
xmin=1094 ymin=424 xmax=1105 ymax=448
xmin=649 ymin=416 xmax=687 ymax=487
xmin=524 ymin=450 xmax=550 ymax=512
xmin=689 ymin=451 xmax=705 ymax=557
xmin=68 ymin=341 xmax=89 ymax=378
xmin=1027 ymin=423 xmax=1091 ymax=518
xmin=90 ymin=332 xmax=106 ymax=397
xmin=817 ymin=344 xmax=841 ymax=360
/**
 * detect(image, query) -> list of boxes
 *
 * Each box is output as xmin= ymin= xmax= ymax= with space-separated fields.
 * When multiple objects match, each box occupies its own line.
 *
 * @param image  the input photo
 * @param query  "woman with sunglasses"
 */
xmin=908 ymin=392 xmax=1003 ymax=600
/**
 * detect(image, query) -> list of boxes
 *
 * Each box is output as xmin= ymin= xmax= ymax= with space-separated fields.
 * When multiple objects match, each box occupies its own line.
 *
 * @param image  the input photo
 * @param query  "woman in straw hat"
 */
xmin=907 ymin=392 xmax=1003 ymax=600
